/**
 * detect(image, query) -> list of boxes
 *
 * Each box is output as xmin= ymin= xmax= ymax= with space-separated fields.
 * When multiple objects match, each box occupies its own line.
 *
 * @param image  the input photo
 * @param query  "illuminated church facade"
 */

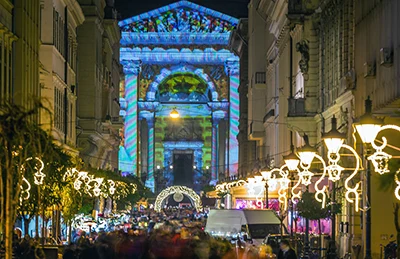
xmin=118 ymin=1 xmax=240 ymax=192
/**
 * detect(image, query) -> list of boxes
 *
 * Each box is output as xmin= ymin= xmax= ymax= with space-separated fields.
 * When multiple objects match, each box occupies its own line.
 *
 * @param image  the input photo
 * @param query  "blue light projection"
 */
xmin=119 ymin=1 xmax=241 ymax=191
xmin=118 ymin=1 xmax=238 ymax=46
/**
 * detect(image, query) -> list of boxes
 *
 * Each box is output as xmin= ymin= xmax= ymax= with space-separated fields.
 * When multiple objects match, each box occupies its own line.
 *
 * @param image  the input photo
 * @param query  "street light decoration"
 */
xmin=297 ymin=136 xmax=317 ymax=186
xmin=354 ymin=97 xmax=383 ymax=144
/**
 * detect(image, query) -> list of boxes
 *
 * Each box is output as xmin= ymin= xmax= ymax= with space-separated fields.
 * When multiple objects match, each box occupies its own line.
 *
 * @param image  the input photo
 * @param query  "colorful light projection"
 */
xmin=119 ymin=60 xmax=141 ymax=175
xmin=119 ymin=1 xmax=241 ymax=186
xmin=226 ymin=58 xmax=240 ymax=174
xmin=119 ymin=1 xmax=238 ymax=34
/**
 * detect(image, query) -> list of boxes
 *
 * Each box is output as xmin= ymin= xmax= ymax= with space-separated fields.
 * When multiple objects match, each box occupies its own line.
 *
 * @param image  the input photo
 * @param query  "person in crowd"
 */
xmin=277 ymin=240 xmax=297 ymax=259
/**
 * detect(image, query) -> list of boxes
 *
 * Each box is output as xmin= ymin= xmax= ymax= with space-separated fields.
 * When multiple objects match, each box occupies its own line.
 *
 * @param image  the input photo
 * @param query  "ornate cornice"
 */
xmin=120 ymin=47 xmax=237 ymax=65
xmin=224 ymin=58 xmax=240 ymax=76
xmin=121 ymin=59 xmax=141 ymax=75
xmin=120 ymin=32 xmax=231 ymax=46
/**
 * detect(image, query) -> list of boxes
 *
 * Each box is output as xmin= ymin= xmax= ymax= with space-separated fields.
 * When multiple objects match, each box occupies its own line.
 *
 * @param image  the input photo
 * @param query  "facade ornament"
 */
xmin=296 ymin=40 xmax=310 ymax=76
xmin=224 ymin=58 xmax=240 ymax=76
xmin=121 ymin=59 xmax=142 ymax=75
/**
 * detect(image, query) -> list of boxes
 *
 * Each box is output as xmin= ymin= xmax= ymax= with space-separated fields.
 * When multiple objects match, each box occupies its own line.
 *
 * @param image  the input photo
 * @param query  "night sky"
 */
xmin=115 ymin=0 xmax=250 ymax=21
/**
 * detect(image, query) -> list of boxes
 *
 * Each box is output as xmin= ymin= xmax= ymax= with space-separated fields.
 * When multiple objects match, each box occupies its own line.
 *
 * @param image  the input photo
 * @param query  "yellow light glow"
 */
xmin=324 ymin=138 xmax=344 ymax=154
xmin=254 ymin=175 xmax=264 ymax=183
xmin=285 ymin=159 xmax=300 ymax=171
xmin=298 ymin=151 xmax=315 ymax=166
xmin=355 ymin=124 xmax=381 ymax=144
xmin=395 ymin=170 xmax=400 ymax=201
xmin=342 ymin=144 xmax=362 ymax=212
xmin=170 ymin=108 xmax=180 ymax=119
xmin=260 ymin=170 xmax=272 ymax=180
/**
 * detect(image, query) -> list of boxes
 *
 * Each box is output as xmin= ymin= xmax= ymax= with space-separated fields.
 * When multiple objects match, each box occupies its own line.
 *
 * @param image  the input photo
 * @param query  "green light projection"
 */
xmin=158 ymin=73 xmax=208 ymax=95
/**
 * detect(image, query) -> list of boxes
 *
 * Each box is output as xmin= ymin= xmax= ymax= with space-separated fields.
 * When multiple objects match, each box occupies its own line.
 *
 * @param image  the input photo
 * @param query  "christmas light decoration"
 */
xmin=154 ymin=185 xmax=202 ymax=212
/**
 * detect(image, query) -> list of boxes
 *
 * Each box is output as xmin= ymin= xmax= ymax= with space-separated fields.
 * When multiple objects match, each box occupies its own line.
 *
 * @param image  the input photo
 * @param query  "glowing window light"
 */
xmin=154 ymin=185 xmax=202 ymax=212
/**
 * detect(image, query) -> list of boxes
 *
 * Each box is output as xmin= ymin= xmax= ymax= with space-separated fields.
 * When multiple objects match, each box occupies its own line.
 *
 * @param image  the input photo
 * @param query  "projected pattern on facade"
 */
xmin=118 ymin=0 xmax=240 ymax=192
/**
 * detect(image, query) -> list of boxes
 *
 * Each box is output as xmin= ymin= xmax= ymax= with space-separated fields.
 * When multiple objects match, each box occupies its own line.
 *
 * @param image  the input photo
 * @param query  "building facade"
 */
xmin=248 ymin=0 xmax=400 ymax=257
xmin=77 ymin=0 xmax=122 ymax=170
xmin=0 ymin=0 xmax=16 ymax=101
xmin=39 ymin=0 xmax=84 ymax=154
xmin=229 ymin=19 xmax=258 ymax=178
xmin=118 ymin=1 xmax=241 ymax=193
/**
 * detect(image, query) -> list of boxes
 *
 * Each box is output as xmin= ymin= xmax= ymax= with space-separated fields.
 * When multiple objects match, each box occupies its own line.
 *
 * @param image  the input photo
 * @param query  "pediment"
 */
xmin=118 ymin=0 xmax=239 ymax=34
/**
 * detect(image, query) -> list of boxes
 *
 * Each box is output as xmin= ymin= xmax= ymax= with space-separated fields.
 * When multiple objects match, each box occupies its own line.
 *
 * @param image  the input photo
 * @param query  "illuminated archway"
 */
xmin=154 ymin=185 xmax=202 ymax=212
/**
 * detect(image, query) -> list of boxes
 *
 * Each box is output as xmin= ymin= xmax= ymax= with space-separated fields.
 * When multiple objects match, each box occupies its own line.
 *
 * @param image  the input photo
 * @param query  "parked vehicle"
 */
xmin=205 ymin=209 xmax=287 ymax=246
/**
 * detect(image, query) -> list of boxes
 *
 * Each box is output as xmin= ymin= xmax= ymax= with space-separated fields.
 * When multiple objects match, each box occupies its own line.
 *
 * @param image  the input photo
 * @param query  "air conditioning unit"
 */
xmin=363 ymin=62 xmax=376 ymax=78
xmin=380 ymin=48 xmax=393 ymax=67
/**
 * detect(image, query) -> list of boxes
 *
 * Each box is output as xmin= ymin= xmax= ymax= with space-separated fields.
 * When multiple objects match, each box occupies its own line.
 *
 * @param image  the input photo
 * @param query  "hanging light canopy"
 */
xmin=170 ymin=108 xmax=180 ymax=119
xmin=354 ymin=97 xmax=383 ymax=144
xmin=323 ymin=115 xmax=346 ymax=154
xmin=283 ymin=145 xmax=300 ymax=171
xmin=297 ymin=135 xmax=316 ymax=166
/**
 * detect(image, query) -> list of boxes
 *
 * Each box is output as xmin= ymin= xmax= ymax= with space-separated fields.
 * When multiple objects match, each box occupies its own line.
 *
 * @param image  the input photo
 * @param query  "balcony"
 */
xmin=287 ymin=0 xmax=315 ymax=21
xmin=288 ymin=98 xmax=306 ymax=117
xmin=254 ymin=72 xmax=266 ymax=89
xmin=248 ymin=122 xmax=264 ymax=141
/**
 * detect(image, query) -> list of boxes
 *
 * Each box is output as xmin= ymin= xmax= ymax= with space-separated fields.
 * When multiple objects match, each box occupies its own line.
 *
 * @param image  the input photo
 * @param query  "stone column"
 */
xmin=211 ymin=116 xmax=219 ymax=181
xmin=145 ymin=114 xmax=155 ymax=192
xmin=218 ymin=119 xmax=226 ymax=180
xmin=211 ymin=112 xmax=225 ymax=182
xmin=225 ymin=58 xmax=240 ymax=177
xmin=121 ymin=59 xmax=141 ymax=175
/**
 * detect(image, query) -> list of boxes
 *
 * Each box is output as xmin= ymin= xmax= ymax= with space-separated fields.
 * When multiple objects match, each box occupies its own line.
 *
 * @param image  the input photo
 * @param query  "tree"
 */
xmin=0 ymin=101 xmax=54 ymax=259
xmin=378 ymin=160 xmax=400 ymax=257
xmin=296 ymin=191 xmax=340 ymax=234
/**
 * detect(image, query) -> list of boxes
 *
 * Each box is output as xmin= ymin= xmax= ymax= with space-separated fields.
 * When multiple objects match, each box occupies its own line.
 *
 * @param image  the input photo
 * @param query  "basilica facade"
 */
xmin=118 ymin=1 xmax=240 ymax=192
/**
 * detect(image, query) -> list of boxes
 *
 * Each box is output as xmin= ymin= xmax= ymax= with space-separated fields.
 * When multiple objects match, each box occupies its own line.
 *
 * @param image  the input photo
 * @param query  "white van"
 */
xmin=204 ymin=209 xmax=287 ymax=246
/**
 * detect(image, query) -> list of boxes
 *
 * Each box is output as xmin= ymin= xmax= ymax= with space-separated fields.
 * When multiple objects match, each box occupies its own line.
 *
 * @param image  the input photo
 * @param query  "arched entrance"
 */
xmin=154 ymin=185 xmax=202 ymax=212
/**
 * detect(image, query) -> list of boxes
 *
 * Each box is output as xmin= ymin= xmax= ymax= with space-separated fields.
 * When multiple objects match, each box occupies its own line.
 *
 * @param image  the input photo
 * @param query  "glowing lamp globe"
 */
xmin=354 ymin=97 xmax=383 ymax=144
xmin=323 ymin=116 xmax=346 ymax=154
xmin=283 ymin=152 xmax=300 ymax=171
xmin=170 ymin=108 xmax=180 ymax=119
xmin=254 ymin=175 xmax=264 ymax=184
xmin=260 ymin=169 xmax=272 ymax=180
xmin=297 ymin=138 xmax=316 ymax=166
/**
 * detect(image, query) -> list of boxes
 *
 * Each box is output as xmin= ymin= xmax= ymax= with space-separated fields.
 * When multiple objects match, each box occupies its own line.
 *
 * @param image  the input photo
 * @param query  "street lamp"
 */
xmin=323 ymin=115 xmax=346 ymax=154
xmin=170 ymin=108 xmax=180 ymax=119
xmin=322 ymin=116 xmax=346 ymax=259
xmin=354 ymin=97 xmax=383 ymax=144
xmin=354 ymin=97 xmax=384 ymax=259
xmin=283 ymin=146 xmax=300 ymax=171
xmin=297 ymin=136 xmax=317 ymax=186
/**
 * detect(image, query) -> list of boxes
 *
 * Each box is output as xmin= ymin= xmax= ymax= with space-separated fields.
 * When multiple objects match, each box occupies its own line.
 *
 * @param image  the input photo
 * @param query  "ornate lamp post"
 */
xmin=297 ymin=138 xmax=317 ymax=259
xmin=283 ymin=146 xmax=300 ymax=236
xmin=322 ymin=116 xmax=346 ymax=259
xmin=354 ymin=97 xmax=384 ymax=259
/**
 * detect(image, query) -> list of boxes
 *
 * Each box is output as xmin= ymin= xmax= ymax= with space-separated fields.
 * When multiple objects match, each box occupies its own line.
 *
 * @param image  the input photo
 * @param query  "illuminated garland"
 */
xmin=154 ymin=185 xmax=202 ymax=212
xmin=19 ymin=157 xmax=46 ymax=204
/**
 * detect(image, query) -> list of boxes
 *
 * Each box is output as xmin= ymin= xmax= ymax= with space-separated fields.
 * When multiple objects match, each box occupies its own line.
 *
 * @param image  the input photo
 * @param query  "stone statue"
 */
xmin=296 ymin=40 xmax=310 ymax=75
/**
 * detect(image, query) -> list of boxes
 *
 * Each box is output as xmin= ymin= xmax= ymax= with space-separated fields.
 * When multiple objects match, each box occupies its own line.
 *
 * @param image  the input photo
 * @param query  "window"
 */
xmin=54 ymin=87 xmax=65 ymax=132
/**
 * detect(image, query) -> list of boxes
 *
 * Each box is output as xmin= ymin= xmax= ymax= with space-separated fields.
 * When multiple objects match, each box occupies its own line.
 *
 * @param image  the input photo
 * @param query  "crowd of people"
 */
xmin=61 ymin=208 xmax=298 ymax=259
xmin=7 ymin=208 xmax=298 ymax=259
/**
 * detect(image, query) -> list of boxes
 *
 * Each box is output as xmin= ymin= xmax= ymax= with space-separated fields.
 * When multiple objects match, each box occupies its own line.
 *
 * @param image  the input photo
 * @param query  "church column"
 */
xmin=218 ymin=119 xmax=227 ymax=180
xmin=121 ymin=59 xmax=141 ymax=175
xmin=225 ymin=58 xmax=240 ymax=177
xmin=145 ymin=113 xmax=155 ymax=192
xmin=211 ymin=112 xmax=224 ymax=182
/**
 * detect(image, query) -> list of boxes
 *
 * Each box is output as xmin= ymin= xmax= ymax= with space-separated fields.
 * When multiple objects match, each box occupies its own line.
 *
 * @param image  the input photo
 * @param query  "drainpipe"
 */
xmin=289 ymin=32 xmax=294 ymax=238
xmin=64 ymin=6 xmax=69 ymax=143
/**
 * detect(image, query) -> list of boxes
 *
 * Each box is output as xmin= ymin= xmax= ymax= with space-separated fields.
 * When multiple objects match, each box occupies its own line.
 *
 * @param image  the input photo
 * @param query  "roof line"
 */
xmin=118 ymin=0 xmax=239 ymax=27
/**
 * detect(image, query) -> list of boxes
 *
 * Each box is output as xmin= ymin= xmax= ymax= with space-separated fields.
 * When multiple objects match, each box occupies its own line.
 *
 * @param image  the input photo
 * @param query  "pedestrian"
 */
xmin=277 ymin=240 xmax=297 ymax=259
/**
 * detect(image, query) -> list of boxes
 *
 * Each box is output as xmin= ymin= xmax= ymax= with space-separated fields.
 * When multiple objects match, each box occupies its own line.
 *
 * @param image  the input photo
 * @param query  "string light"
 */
xmin=154 ymin=185 xmax=202 ymax=212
